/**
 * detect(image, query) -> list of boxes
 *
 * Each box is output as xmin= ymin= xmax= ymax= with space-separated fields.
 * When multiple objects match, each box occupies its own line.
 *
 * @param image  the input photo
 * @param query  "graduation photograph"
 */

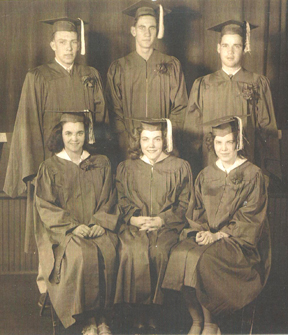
xmin=0 ymin=0 xmax=287 ymax=334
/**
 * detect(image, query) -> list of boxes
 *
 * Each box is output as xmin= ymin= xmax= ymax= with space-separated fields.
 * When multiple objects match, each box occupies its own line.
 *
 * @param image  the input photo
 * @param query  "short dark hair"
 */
xmin=128 ymin=126 xmax=167 ymax=160
xmin=133 ymin=14 xmax=158 ymax=28
xmin=46 ymin=119 xmax=90 ymax=153
xmin=205 ymin=131 xmax=247 ymax=158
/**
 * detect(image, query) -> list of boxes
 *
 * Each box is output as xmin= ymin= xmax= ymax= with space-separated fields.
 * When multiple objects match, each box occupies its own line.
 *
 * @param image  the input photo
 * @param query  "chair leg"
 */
xmin=240 ymin=300 xmax=257 ymax=335
xmin=51 ymin=304 xmax=61 ymax=335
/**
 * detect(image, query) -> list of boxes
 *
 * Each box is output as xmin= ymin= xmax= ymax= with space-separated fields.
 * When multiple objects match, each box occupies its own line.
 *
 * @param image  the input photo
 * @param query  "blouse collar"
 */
xmin=56 ymin=149 xmax=90 ymax=165
xmin=216 ymin=156 xmax=247 ymax=174
xmin=141 ymin=152 xmax=169 ymax=166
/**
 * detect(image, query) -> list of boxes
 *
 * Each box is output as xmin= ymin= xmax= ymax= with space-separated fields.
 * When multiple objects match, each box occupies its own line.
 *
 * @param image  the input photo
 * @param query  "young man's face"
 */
xmin=217 ymin=34 xmax=244 ymax=70
xmin=131 ymin=15 xmax=157 ymax=50
xmin=50 ymin=31 xmax=79 ymax=67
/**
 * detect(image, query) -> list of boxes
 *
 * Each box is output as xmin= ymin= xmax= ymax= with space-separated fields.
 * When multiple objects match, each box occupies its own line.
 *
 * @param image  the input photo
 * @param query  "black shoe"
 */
xmin=132 ymin=324 xmax=146 ymax=335
xmin=38 ymin=293 xmax=51 ymax=308
xmin=147 ymin=325 xmax=160 ymax=335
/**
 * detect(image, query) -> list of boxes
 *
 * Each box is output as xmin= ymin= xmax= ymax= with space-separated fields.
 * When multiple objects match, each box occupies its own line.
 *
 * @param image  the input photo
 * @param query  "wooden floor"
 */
xmin=0 ymin=274 xmax=287 ymax=335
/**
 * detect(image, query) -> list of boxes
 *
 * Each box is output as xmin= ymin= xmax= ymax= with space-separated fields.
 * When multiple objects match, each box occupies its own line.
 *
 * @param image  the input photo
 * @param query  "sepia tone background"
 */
xmin=0 ymin=0 xmax=287 ymax=334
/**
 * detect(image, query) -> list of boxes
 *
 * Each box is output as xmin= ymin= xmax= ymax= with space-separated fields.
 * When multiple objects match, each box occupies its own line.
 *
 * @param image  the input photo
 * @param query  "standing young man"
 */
xmin=3 ymin=17 xmax=107 ymax=300
xmin=184 ymin=20 xmax=281 ymax=181
xmin=106 ymin=1 xmax=188 ymax=162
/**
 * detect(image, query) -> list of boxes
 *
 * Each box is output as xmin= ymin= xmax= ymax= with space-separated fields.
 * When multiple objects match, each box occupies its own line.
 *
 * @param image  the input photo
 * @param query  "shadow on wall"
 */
xmin=87 ymin=31 xmax=112 ymax=86
xmin=164 ymin=6 xmax=211 ymax=92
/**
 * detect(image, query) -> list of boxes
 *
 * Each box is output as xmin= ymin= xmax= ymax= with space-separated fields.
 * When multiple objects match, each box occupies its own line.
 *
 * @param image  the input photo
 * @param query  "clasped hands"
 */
xmin=196 ymin=231 xmax=223 ymax=245
xmin=130 ymin=216 xmax=164 ymax=232
xmin=73 ymin=224 xmax=105 ymax=238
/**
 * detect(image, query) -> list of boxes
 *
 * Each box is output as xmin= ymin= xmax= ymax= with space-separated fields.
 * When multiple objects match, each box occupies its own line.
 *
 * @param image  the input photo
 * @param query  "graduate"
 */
xmin=183 ymin=20 xmax=281 ymax=180
xmin=3 ymin=17 xmax=107 ymax=301
xmin=106 ymin=1 xmax=188 ymax=162
xmin=35 ymin=113 xmax=119 ymax=335
xmin=163 ymin=116 xmax=271 ymax=335
xmin=114 ymin=119 xmax=193 ymax=333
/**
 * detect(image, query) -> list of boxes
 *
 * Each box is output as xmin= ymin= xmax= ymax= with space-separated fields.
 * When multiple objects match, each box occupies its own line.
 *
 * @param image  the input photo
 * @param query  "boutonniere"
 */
xmin=230 ymin=171 xmax=244 ymax=185
xmin=81 ymin=162 xmax=97 ymax=171
xmin=156 ymin=63 xmax=169 ymax=75
xmin=242 ymin=84 xmax=260 ymax=103
xmin=82 ymin=76 xmax=97 ymax=88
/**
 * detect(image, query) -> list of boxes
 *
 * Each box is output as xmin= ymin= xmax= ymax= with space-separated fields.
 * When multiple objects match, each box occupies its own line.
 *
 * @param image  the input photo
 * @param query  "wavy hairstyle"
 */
xmin=128 ymin=126 xmax=167 ymax=160
xmin=46 ymin=119 xmax=90 ymax=154
xmin=205 ymin=131 xmax=248 ymax=158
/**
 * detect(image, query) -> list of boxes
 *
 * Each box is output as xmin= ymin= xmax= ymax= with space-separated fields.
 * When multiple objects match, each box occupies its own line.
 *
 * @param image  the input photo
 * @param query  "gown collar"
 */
xmin=141 ymin=152 xmax=169 ymax=166
xmin=216 ymin=156 xmax=247 ymax=174
xmin=56 ymin=149 xmax=90 ymax=164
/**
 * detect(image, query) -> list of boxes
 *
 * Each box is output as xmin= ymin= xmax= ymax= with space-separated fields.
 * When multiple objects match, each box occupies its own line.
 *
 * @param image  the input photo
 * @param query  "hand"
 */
xmin=130 ymin=216 xmax=151 ymax=229
xmin=89 ymin=225 xmax=105 ymax=238
xmin=73 ymin=224 xmax=91 ymax=238
xmin=139 ymin=217 xmax=164 ymax=232
xmin=196 ymin=231 xmax=220 ymax=245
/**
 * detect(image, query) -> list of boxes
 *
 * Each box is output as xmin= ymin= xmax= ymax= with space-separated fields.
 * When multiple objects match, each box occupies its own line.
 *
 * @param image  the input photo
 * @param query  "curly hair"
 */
xmin=205 ymin=131 xmax=247 ymax=158
xmin=46 ymin=119 xmax=90 ymax=153
xmin=128 ymin=126 xmax=167 ymax=160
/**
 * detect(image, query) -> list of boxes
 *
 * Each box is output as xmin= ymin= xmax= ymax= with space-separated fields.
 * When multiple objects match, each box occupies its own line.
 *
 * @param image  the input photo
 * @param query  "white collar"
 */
xmin=55 ymin=58 xmax=74 ymax=72
xmin=141 ymin=152 xmax=168 ymax=166
xmin=56 ymin=149 xmax=90 ymax=165
xmin=216 ymin=156 xmax=247 ymax=174
xmin=222 ymin=67 xmax=241 ymax=76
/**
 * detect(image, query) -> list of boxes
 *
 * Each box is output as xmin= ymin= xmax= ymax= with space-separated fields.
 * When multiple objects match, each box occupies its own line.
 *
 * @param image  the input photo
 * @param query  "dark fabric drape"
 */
xmin=0 ymin=0 xmax=287 ymax=132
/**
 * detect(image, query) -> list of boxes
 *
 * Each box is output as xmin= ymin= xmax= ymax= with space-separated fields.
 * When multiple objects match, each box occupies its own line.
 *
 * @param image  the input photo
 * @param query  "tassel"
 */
xmin=86 ymin=111 xmax=95 ymax=144
xmin=165 ymin=118 xmax=173 ymax=152
xmin=157 ymin=5 xmax=164 ymax=39
xmin=244 ymin=21 xmax=251 ymax=54
xmin=78 ymin=18 xmax=86 ymax=55
xmin=235 ymin=116 xmax=243 ymax=151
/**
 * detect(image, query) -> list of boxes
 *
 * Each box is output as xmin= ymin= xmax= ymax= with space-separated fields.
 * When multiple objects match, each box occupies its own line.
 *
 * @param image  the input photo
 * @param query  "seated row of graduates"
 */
xmin=34 ymin=112 xmax=270 ymax=335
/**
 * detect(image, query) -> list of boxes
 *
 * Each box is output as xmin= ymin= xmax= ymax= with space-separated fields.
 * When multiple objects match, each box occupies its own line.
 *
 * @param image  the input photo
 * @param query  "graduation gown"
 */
xmin=114 ymin=156 xmax=192 ymax=305
xmin=3 ymin=60 xmax=107 ymax=252
xmin=183 ymin=68 xmax=281 ymax=179
xmin=35 ymin=154 xmax=119 ymax=328
xmin=106 ymin=50 xmax=188 ymax=161
xmin=162 ymin=160 xmax=271 ymax=316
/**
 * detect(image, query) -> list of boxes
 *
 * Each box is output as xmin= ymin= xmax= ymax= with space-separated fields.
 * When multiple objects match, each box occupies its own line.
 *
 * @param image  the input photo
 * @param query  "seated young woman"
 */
xmin=162 ymin=116 xmax=271 ymax=335
xmin=34 ymin=113 xmax=119 ymax=335
xmin=114 ymin=119 xmax=193 ymax=334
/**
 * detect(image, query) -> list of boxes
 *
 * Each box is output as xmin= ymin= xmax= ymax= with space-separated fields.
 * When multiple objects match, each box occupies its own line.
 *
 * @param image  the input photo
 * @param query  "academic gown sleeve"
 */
xmin=106 ymin=61 xmax=126 ymax=135
xmin=254 ymin=76 xmax=281 ymax=179
xmin=3 ymin=70 xmax=46 ymax=197
xmin=115 ymin=161 xmax=140 ymax=225
xmin=87 ymin=158 xmax=120 ymax=232
xmin=168 ymin=57 xmax=188 ymax=131
xmin=35 ymin=162 xmax=81 ymax=246
xmin=157 ymin=160 xmax=193 ymax=232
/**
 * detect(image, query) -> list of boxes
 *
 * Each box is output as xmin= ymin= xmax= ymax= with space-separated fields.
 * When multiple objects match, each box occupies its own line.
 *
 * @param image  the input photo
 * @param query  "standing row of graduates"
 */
xmin=2 ymin=1 xmax=277 ymax=335
xmin=34 ymin=112 xmax=270 ymax=335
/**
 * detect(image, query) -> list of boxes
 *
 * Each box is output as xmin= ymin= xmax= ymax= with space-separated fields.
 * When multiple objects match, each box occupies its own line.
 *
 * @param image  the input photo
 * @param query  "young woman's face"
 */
xmin=62 ymin=122 xmax=85 ymax=156
xmin=214 ymin=132 xmax=237 ymax=166
xmin=140 ymin=130 xmax=163 ymax=163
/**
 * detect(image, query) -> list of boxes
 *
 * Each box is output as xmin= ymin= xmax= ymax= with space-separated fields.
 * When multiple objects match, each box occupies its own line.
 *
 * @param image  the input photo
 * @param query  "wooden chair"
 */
xmin=40 ymin=291 xmax=61 ymax=335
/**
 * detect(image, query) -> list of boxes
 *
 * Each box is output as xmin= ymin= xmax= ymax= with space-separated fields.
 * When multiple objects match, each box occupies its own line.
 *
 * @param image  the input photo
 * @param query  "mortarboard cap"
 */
xmin=131 ymin=118 xmax=173 ymax=152
xmin=208 ymin=20 xmax=258 ymax=53
xmin=203 ymin=115 xmax=249 ymax=151
xmin=60 ymin=112 xmax=85 ymax=123
xmin=122 ymin=1 xmax=171 ymax=39
xmin=41 ymin=17 xmax=87 ymax=55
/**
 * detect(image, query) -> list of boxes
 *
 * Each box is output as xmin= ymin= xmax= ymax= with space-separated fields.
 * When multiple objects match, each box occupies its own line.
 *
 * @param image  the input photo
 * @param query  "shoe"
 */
xmin=38 ymin=293 xmax=51 ymax=308
xmin=132 ymin=324 xmax=146 ymax=335
xmin=82 ymin=325 xmax=98 ymax=335
xmin=97 ymin=322 xmax=112 ymax=335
